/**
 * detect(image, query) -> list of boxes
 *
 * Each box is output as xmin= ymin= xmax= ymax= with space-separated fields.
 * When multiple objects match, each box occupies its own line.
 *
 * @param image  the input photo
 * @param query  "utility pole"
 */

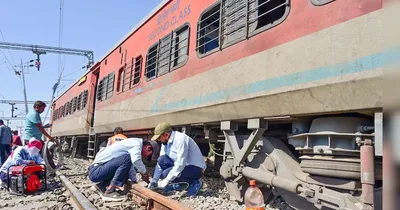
xmin=20 ymin=59 xmax=29 ymax=114
xmin=9 ymin=103 xmax=17 ymax=118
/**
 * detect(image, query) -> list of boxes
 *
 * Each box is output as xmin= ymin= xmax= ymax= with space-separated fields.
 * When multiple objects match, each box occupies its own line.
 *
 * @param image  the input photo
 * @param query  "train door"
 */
xmin=87 ymin=69 xmax=100 ymax=159
xmin=88 ymin=70 xmax=100 ymax=127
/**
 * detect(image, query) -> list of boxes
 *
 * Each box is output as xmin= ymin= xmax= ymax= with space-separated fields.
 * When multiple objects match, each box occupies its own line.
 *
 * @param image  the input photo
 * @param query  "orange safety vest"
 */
xmin=107 ymin=134 xmax=128 ymax=146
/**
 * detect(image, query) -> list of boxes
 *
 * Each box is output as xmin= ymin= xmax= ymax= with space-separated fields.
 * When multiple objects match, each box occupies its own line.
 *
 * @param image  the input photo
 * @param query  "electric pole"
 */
xmin=20 ymin=59 xmax=29 ymax=114
xmin=9 ymin=103 xmax=17 ymax=118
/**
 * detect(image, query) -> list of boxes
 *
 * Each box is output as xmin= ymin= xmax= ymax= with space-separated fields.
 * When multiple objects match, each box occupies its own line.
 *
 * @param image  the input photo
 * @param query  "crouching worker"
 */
xmin=0 ymin=139 xmax=44 ymax=187
xmin=148 ymin=122 xmax=206 ymax=197
xmin=88 ymin=138 xmax=159 ymax=201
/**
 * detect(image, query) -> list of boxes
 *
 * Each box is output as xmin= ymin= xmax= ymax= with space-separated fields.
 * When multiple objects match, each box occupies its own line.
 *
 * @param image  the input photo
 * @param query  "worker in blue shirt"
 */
xmin=88 ymin=138 xmax=159 ymax=201
xmin=0 ymin=139 xmax=45 ymax=186
xmin=148 ymin=122 xmax=206 ymax=197
xmin=24 ymin=101 xmax=56 ymax=146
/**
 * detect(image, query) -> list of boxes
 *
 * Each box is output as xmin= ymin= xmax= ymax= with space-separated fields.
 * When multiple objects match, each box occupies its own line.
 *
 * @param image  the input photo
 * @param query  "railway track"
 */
xmin=56 ymin=158 xmax=191 ymax=210
xmin=0 ymin=157 xmax=291 ymax=210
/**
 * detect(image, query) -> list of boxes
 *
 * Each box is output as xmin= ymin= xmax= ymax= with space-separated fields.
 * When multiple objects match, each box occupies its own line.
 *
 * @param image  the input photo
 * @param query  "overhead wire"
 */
xmin=44 ymin=0 xmax=65 ymax=124
xmin=0 ymin=29 xmax=16 ymax=65
xmin=0 ymin=29 xmax=17 ymax=72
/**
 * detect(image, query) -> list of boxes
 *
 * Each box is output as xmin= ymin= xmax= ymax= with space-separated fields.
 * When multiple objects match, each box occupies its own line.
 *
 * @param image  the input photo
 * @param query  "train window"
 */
xmin=73 ymin=97 xmax=78 ymax=112
xmin=197 ymin=3 xmax=221 ymax=56
xmin=198 ymin=0 xmax=290 ymax=56
xmin=122 ymin=59 xmax=133 ymax=91
xmin=106 ymin=72 xmax=115 ymax=99
xmin=77 ymin=93 xmax=82 ymax=111
xmin=145 ymin=44 xmax=158 ymax=80
xmin=53 ymin=110 xmax=57 ymax=121
xmin=248 ymin=0 xmax=290 ymax=36
xmin=96 ymin=73 xmax=114 ymax=102
xmin=71 ymin=99 xmax=75 ymax=113
xmin=82 ymin=90 xmax=88 ymax=108
xmin=97 ymin=78 xmax=105 ymax=101
xmin=221 ymin=0 xmax=247 ymax=48
xmin=60 ymin=106 xmax=63 ymax=118
xmin=158 ymin=34 xmax=172 ymax=77
xmin=132 ymin=56 xmax=142 ymax=86
xmin=171 ymin=24 xmax=189 ymax=70
xmin=117 ymin=67 xmax=125 ymax=92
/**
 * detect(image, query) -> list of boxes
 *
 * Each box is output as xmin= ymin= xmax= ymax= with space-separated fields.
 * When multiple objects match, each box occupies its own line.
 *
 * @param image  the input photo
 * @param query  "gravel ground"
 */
xmin=0 ymin=172 xmax=75 ymax=210
xmin=2 ymin=157 xmax=292 ymax=210
xmin=62 ymin=157 xmax=294 ymax=210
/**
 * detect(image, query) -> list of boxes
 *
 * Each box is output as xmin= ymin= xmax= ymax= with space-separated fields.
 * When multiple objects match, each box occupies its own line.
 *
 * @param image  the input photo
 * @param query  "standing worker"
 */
xmin=148 ymin=122 xmax=206 ymax=197
xmin=24 ymin=101 xmax=56 ymax=146
xmin=88 ymin=138 xmax=159 ymax=201
xmin=0 ymin=120 xmax=12 ymax=165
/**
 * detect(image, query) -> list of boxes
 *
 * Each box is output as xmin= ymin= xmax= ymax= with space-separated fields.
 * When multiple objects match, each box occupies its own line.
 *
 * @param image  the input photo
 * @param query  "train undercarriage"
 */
xmin=53 ymin=110 xmax=383 ymax=210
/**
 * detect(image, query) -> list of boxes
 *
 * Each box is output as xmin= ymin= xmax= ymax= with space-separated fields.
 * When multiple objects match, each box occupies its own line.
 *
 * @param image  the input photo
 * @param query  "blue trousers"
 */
xmin=158 ymin=155 xmax=203 ymax=184
xmin=88 ymin=154 xmax=133 ymax=187
xmin=0 ymin=144 xmax=10 ymax=166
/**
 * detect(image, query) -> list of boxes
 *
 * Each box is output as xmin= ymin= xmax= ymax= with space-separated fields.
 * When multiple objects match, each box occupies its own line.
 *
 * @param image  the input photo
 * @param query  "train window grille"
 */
xmin=247 ymin=0 xmax=290 ymax=37
xmin=117 ymin=67 xmax=125 ymax=92
xmin=59 ymin=106 xmax=63 ymax=118
xmin=221 ymin=0 xmax=247 ymax=47
xmin=82 ymin=90 xmax=88 ymax=108
xmin=171 ymin=25 xmax=189 ymax=70
xmin=122 ymin=60 xmax=132 ymax=92
xmin=64 ymin=102 xmax=68 ymax=116
xmin=71 ymin=99 xmax=75 ymax=113
xmin=53 ymin=110 xmax=57 ymax=121
xmin=65 ymin=101 xmax=70 ymax=116
xmin=77 ymin=93 xmax=82 ymax=111
xmin=197 ymin=0 xmax=290 ymax=55
xmin=96 ymin=78 xmax=105 ymax=101
xmin=197 ymin=3 xmax=221 ymax=55
xmin=132 ymin=56 xmax=142 ymax=86
xmin=145 ymin=44 xmax=158 ymax=80
xmin=157 ymin=34 xmax=172 ymax=77
xmin=106 ymin=72 xmax=115 ymax=99
xmin=60 ymin=106 xmax=64 ymax=118
xmin=73 ymin=97 xmax=79 ymax=112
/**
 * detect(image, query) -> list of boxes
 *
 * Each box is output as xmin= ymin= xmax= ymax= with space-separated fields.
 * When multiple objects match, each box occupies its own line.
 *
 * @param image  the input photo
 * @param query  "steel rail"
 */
xmin=56 ymin=171 xmax=98 ymax=210
xmin=131 ymin=184 xmax=191 ymax=210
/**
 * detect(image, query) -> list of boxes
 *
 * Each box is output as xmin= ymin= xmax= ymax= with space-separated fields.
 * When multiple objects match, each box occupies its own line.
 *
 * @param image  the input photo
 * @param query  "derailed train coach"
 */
xmin=50 ymin=0 xmax=385 ymax=209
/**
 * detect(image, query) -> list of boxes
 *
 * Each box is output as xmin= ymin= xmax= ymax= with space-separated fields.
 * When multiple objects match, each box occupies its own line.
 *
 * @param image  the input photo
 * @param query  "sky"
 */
xmin=0 ymin=0 xmax=162 ymax=131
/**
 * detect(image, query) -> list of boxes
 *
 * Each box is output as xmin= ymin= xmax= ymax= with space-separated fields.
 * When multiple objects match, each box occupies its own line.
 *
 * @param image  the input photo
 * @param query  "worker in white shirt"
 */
xmin=88 ymin=138 xmax=159 ymax=201
xmin=147 ymin=122 xmax=206 ymax=196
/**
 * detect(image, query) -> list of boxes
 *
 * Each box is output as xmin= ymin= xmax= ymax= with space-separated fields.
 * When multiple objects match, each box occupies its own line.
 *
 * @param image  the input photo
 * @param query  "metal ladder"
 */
xmin=87 ymin=127 xmax=96 ymax=159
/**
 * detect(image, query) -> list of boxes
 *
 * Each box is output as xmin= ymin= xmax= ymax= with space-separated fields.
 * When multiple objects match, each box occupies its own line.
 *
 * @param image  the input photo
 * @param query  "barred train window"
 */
xmin=117 ymin=67 xmax=125 ymax=92
xmin=132 ymin=56 xmax=142 ymax=86
xmin=145 ymin=44 xmax=158 ymax=79
xmin=171 ymin=25 xmax=189 ymax=69
xmin=96 ymin=72 xmax=115 ymax=102
xmin=197 ymin=0 xmax=290 ymax=55
xmin=77 ymin=93 xmax=82 ymax=111
xmin=197 ymin=3 xmax=220 ymax=55
xmin=82 ymin=90 xmax=88 ymax=108
xmin=145 ymin=24 xmax=190 ymax=80
xmin=122 ymin=56 xmax=142 ymax=92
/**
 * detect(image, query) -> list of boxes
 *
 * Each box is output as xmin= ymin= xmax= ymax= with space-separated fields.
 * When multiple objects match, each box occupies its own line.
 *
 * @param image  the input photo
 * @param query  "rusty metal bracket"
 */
xmin=221 ymin=119 xmax=268 ymax=173
xmin=131 ymin=184 xmax=190 ymax=210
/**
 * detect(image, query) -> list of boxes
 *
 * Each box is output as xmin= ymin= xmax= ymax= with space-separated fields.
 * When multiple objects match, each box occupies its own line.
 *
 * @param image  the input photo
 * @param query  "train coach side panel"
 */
xmin=93 ymin=0 xmax=384 ymax=133
xmin=51 ymin=74 xmax=92 ymax=136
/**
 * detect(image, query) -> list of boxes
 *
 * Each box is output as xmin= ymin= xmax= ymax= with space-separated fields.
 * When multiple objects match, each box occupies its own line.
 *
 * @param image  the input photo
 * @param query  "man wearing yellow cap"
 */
xmin=147 ymin=122 xmax=206 ymax=196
